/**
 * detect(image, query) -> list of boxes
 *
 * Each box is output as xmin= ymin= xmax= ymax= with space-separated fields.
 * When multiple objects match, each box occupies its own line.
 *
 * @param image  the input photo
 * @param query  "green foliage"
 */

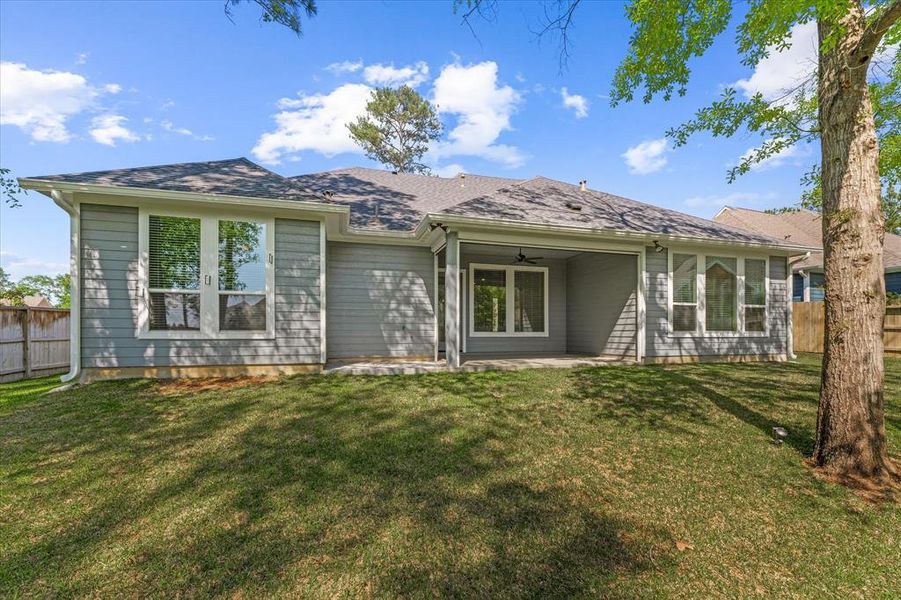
xmin=218 ymin=220 xmax=264 ymax=291
xmin=0 ymin=269 xmax=71 ymax=308
xmin=224 ymin=0 xmax=317 ymax=35
xmin=347 ymin=86 xmax=443 ymax=174
xmin=611 ymin=0 xmax=733 ymax=105
xmin=1 ymin=167 xmax=24 ymax=208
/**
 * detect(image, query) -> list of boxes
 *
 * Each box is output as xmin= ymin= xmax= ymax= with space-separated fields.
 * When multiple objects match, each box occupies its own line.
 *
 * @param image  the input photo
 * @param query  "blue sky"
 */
xmin=1 ymin=0 xmax=821 ymax=280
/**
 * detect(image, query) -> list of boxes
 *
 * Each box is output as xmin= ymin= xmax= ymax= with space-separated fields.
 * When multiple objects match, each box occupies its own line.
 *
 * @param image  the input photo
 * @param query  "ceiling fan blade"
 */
xmin=525 ymin=259 xmax=537 ymax=264
xmin=531 ymin=256 xmax=544 ymax=260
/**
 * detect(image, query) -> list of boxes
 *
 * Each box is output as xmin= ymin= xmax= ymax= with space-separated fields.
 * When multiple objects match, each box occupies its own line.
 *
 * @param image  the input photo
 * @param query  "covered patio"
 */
xmin=436 ymin=235 xmax=644 ymax=369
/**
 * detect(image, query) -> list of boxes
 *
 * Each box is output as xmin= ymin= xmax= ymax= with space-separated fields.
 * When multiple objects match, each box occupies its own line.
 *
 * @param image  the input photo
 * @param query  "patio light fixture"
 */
xmin=653 ymin=240 xmax=666 ymax=253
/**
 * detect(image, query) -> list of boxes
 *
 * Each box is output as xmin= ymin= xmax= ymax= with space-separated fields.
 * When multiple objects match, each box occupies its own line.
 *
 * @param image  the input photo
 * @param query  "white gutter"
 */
xmin=50 ymin=190 xmax=81 ymax=383
xmin=785 ymin=251 xmax=812 ymax=359
xmin=426 ymin=212 xmax=818 ymax=256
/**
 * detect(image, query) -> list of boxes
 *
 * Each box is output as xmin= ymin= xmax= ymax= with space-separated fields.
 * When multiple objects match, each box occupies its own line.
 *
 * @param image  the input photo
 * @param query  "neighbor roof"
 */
xmin=25 ymin=157 xmax=804 ymax=249
xmin=714 ymin=206 xmax=901 ymax=269
xmin=25 ymin=157 xmax=314 ymax=202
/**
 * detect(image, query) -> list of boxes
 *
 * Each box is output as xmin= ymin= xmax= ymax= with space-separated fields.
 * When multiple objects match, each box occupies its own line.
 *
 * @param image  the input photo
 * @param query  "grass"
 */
xmin=1 ymin=354 xmax=899 ymax=598
xmin=0 ymin=375 xmax=64 ymax=410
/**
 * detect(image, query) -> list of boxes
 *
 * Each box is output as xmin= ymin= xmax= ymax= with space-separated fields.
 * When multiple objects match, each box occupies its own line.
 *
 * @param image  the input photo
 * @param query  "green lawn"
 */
xmin=1 ymin=354 xmax=899 ymax=598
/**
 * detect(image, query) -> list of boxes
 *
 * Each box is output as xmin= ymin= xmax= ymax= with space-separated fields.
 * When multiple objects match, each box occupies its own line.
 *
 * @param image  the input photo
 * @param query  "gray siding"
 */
xmin=461 ymin=252 xmax=566 ymax=355
xmin=80 ymin=204 xmax=322 ymax=368
xmin=566 ymin=253 xmax=637 ymax=358
xmin=645 ymin=246 xmax=788 ymax=358
xmin=326 ymin=242 xmax=435 ymax=358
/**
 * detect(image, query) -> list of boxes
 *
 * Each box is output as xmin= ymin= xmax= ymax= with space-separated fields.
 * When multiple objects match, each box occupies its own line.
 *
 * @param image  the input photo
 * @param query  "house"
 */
xmin=713 ymin=206 xmax=901 ymax=301
xmin=19 ymin=158 xmax=814 ymax=381
xmin=0 ymin=294 xmax=54 ymax=308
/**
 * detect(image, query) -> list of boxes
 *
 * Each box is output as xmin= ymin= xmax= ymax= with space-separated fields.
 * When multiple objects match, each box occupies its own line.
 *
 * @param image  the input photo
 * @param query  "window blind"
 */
xmin=705 ymin=256 xmax=737 ymax=332
xmin=148 ymin=215 xmax=201 ymax=330
xmin=514 ymin=270 xmax=545 ymax=333
xmin=672 ymin=253 xmax=697 ymax=331
xmin=744 ymin=258 xmax=766 ymax=332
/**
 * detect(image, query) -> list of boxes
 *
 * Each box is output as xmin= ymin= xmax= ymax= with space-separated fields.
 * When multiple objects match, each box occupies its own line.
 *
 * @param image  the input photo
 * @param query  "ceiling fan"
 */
xmin=512 ymin=247 xmax=543 ymax=265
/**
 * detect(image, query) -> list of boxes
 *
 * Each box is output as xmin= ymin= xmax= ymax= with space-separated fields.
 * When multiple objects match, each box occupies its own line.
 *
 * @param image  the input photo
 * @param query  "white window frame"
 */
xmin=468 ymin=262 xmax=549 ymax=338
xmin=670 ymin=252 xmax=699 ymax=334
xmin=742 ymin=257 xmax=768 ymax=334
xmin=667 ymin=250 xmax=768 ymax=337
xmin=137 ymin=207 xmax=275 ymax=340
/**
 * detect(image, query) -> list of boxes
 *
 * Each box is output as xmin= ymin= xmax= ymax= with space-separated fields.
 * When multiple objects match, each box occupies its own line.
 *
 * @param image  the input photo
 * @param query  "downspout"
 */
xmin=50 ymin=190 xmax=81 ymax=383
xmin=786 ymin=252 xmax=811 ymax=360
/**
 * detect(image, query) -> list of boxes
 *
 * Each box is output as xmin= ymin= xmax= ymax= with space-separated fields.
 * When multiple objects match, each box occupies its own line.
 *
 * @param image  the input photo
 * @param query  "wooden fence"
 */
xmin=793 ymin=302 xmax=901 ymax=355
xmin=0 ymin=307 xmax=70 ymax=383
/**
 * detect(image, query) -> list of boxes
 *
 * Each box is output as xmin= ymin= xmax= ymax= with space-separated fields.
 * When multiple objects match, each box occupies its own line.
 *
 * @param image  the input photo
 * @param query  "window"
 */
xmin=473 ymin=268 xmax=507 ymax=333
xmin=744 ymin=259 xmax=767 ymax=332
xmin=470 ymin=264 xmax=547 ymax=336
xmin=668 ymin=252 xmax=768 ymax=335
xmin=140 ymin=210 xmax=274 ymax=339
xmin=218 ymin=220 xmax=268 ymax=331
xmin=672 ymin=253 xmax=697 ymax=332
xmin=705 ymin=256 xmax=737 ymax=332
xmin=147 ymin=215 xmax=201 ymax=331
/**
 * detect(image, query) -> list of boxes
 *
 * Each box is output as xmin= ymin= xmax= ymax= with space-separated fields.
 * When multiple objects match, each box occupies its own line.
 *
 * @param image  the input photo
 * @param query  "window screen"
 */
xmin=514 ymin=270 xmax=545 ymax=333
xmin=473 ymin=269 xmax=506 ymax=333
xmin=148 ymin=215 xmax=201 ymax=330
xmin=706 ymin=256 xmax=737 ymax=332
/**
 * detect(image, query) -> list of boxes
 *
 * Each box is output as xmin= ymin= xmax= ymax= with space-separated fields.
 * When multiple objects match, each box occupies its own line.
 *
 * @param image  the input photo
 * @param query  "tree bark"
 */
xmin=814 ymin=4 xmax=892 ymax=478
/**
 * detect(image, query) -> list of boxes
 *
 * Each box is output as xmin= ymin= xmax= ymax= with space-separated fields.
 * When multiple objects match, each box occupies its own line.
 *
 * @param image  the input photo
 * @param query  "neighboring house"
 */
xmin=714 ymin=206 xmax=901 ymax=301
xmin=0 ymin=295 xmax=53 ymax=308
xmin=19 ymin=158 xmax=814 ymax=381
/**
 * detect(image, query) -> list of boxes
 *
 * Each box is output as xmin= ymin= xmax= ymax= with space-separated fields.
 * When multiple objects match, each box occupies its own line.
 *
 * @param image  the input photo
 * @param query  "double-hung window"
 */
xmin=668 ymin=251 xmax=768 ymax=335
xmin=139 ymin=209 xmax=274 ymax=339
xmin=470 ymin=264 xmax=548 ymax=336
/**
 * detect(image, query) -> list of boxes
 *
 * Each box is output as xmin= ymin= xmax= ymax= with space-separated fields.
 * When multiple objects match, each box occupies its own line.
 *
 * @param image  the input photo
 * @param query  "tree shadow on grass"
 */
xmin=566 ymin=362 xmax=820 ymax=455
xmin=2 ymin=372 xmax=671 ymax=598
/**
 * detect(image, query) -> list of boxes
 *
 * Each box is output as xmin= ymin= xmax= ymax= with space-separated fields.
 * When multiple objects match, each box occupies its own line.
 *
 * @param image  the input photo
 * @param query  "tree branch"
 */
xmin=860 ymin=0 xmax=901 ymax=57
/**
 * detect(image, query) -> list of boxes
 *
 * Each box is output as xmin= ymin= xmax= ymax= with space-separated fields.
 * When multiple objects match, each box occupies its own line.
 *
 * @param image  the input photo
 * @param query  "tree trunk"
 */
xmin=814 ymin=6 xmax=892 ymax=478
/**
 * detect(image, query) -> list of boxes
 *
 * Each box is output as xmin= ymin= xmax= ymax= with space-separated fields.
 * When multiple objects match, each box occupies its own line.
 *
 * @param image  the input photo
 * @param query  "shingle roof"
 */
xmin=289 ymin=167 xmax=520 ymax=231
xmin=25 ymin=157 xmax=804 ymax=249
xmin=443 ymin=176 xmax=797 ymax=247
xmin=714 ymin=206 xmax=901 ymax=269
xmin=26 ymin=157 xmax=314 ymax=201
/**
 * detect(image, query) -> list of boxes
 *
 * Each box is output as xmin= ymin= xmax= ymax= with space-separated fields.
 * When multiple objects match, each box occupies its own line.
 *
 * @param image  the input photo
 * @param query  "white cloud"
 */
xmin=326 ymin=59 xmax=364 ymax=75
xmin=89 ymin=114 xmax=139 ymax=146
xmin=103 ymin=83 xmax=122 ymax=94
xmin=739 ymin=142 xmax=809 ymax=172
xmin=363 ymin=61 xmax=429 ymax=87
xmin=252 ymin=83 xmax=372 ymax=164
xmin=160 ymin=119 xmax=214 ymax=141
xmin=160 ymin=99 xmax=175 ymax=111
xmin=0 ymin=252 xmax=68 ymax=279
xmin=432 ymin=61 xmax=524 ymax=167
xmin=75 ymin=52 xmax=89 ymax=65
xmin=734 ymin=21 xmax=898 ymax=106
xmin=560 ymin=87 xmax=589 ymax=118
xmin=433 ymin=163 xmax=466 ymax=178
xmin=622 ymin=138 xmax=669 ymax=175
xmin=684 ymin=191 xmax=777 ymax=209
xmin=734 ymin=22 xmax=819 ymax=104
xmin=0 ymin=61 xmax=103 ymax=142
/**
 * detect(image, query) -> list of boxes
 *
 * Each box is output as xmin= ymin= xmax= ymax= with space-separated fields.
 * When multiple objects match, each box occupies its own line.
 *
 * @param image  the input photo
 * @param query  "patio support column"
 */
xmin=445 ymin=231 xmax=461 ymax=368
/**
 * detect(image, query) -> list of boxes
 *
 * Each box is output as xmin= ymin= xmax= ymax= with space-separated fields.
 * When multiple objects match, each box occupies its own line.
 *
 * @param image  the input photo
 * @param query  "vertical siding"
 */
xmin=566 ymin=253 xmax=637 ymax=358
xmin=461 ymin=251 xmax=566 ymax=355
xmin=645 ymin=246 xmax=788 ymax=358
xmin=326 ymin=242 xmax=435 ymax=358
xmin=80 ymin=204 xmax=322 ymax=367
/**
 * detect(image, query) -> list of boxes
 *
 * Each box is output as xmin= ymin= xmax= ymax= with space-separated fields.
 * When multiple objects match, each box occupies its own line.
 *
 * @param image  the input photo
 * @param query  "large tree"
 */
xmin=460 ymin=0 xmax=899 ymax=482
xmin=347 ymin=85 xmax=443 ymax=174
